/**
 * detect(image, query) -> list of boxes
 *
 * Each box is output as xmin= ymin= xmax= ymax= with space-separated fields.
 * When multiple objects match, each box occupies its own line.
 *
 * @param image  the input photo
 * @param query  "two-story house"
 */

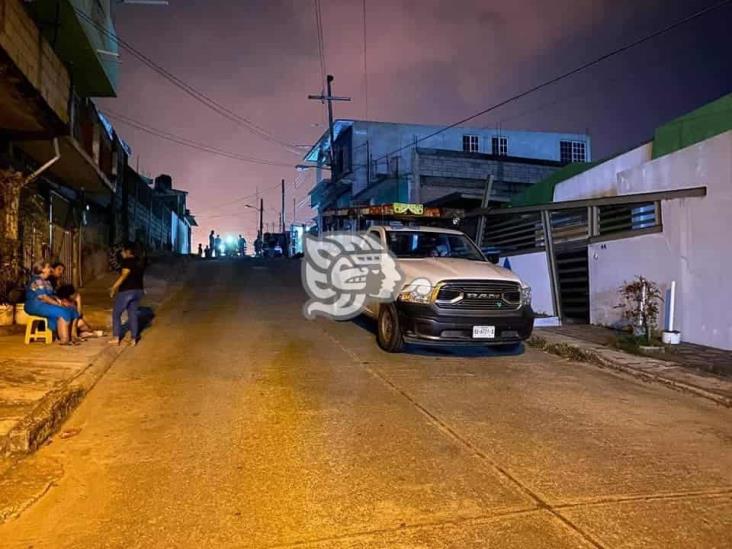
xmin=305 ymin=120 xmax=591 ymax=228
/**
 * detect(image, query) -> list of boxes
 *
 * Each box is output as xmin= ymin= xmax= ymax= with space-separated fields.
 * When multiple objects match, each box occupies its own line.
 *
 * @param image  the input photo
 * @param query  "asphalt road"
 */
xmin=1 ymin=259 xmax=730 ymax=548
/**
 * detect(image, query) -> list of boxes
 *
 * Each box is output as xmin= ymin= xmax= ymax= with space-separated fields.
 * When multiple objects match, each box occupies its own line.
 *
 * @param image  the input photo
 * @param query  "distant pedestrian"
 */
xmin=204 ymin=245 xmax=212 ymax=259
xmin=238 ymin=234 xmax=246 ymax=256
xmin=197 ymin=243 xmax=203 ymax=257
xmin=214 ymin=234 xmax=222 ymax=258
xmin=109 ymin=242 xmax=145 ymax=346
xmin=209 ymin=230 xmax=215 ymax=257
xmin=254 ymin=237 xmax=262 ymax=257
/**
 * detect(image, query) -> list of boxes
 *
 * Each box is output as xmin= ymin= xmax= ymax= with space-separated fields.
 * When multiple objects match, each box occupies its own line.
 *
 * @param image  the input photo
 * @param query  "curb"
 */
xmin=528 ymin=334 xmax=732 ymax=408
xmin=0 ymin=272 xmax=189 ymax=459
xmin=0 ymin=345 xmax=126 ymax=457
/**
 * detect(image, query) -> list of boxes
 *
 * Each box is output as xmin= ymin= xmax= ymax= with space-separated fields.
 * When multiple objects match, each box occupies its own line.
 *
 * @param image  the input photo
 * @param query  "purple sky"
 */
xmin=98 ymin=0 xmax=732 ymax=247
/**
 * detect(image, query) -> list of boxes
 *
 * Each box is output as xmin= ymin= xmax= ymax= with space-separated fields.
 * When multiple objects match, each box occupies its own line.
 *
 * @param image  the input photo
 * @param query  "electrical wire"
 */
xmin=313 ymin=0 xmax=327 ymax=90
xmin=356 ymin=0 xmax=732 ymax=172
xmin=72 ymin=7 xmax=302 ymax=155
xmin=104 ymin=110 xmax=297 ymax=168
xmin=362 ymin=0 xmax=369 ymax=119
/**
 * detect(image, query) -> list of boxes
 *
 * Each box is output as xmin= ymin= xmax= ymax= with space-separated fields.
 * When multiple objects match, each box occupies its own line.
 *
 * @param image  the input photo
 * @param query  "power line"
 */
xmin=362 ymin=0 xmax=369 ymax=119
xmin=359 ymin=0 xmax=731 ymax=172
xmin=103 ymin=110 xmax=296 ymax=168
xmin=313 ymin=0 xmax=327 ymax=90
xmin=483 ymin=35 xmax=706 ymax=131
xmin=72 ymin=7 xmax=302 ymax=155
xmin=195 ymin=178 xmax=291 ymax=216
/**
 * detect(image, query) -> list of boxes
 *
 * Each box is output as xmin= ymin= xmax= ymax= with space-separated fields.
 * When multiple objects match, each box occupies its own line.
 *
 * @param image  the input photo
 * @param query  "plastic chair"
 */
xmin=25 ymin=316 xmax=54 ymax=344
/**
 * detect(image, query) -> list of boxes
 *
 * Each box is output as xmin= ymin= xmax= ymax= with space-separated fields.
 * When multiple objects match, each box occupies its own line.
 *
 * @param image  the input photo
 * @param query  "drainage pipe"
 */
xmin=25 ymin=138 xmax=61 ymax=184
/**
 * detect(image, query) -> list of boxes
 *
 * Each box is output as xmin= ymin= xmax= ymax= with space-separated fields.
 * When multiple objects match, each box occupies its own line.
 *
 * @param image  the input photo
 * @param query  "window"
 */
xmin=462 ymin=135 xmax=479 ymax=153
xmin=491 ymin=136 xmax=508 ymax=156
xmin=386 ymin=231 xmax=485 ymax=261
xmin=560 ymin=140 xmax=587 ymax=163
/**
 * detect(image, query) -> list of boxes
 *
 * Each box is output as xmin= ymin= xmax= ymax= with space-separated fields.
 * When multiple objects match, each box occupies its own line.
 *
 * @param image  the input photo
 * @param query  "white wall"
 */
xmin=588 ymin=131 xmax=732 ymax=350
xmin=501 ymin=251 xmax=555 ymax=317
xmin=553 ymin=143 xmax=652 ymax=201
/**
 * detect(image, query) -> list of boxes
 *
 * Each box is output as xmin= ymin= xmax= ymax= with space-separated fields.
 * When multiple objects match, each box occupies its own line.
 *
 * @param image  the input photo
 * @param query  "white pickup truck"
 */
xmin=363 ymin=225 xmax=534 ymax=352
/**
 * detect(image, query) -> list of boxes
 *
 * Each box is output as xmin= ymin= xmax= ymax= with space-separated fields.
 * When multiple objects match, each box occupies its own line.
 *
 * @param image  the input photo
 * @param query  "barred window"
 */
xmin=491 ymin=136 xmax=508 ymax=156
xmin=560 ymin=141 xmax=586 ymax=163
xmin=462 ymin=135 xmax=479 ymax=153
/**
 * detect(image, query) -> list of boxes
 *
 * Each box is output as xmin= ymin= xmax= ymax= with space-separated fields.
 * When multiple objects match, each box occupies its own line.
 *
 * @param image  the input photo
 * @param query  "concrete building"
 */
xmin=0 ymin=0 xmax=121 ymax=288
xmin=1 ymin=0 xmax=195 ymax=300
xmin=305 ymin=120 xmax=591 ymax=226
xmin=477 ymin=94 xmax=732 ymax=350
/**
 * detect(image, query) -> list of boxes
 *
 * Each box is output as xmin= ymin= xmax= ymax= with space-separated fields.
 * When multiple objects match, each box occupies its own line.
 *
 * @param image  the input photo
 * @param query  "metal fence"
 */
xmin=474 ymin=189 xmax=690 ymax=257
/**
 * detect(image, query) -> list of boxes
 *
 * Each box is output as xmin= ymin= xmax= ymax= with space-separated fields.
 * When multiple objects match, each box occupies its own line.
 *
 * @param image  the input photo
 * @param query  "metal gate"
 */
xmin=49 ymin=192 xmax=80 ymax=287
xmin=470 ymin=186 xmax=706 ymax=322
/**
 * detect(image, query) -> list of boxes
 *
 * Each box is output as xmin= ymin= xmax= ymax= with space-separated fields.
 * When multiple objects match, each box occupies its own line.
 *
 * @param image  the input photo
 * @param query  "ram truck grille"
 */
xmin=435 ymin=280 xmax=522 ymax=311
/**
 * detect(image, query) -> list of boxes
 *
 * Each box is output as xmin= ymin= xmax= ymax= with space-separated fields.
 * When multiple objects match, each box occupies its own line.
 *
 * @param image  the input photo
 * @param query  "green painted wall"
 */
xmin=510 ymin=162 xmax=597 ymax=207
xmin=652 ymin=93 xmax=732 ymax=159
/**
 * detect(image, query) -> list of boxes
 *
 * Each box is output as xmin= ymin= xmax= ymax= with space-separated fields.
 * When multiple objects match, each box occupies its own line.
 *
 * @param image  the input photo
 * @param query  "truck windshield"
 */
xmin=386 ymin=231 xmax=485 ymax=261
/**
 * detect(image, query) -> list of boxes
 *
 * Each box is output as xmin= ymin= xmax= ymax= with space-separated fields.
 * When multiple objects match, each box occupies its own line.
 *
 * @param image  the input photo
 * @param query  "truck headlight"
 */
xmin=521 ymin=286 xmax=532 ymax=306
xmin=398 ymin=285 xmax=434 ymax=304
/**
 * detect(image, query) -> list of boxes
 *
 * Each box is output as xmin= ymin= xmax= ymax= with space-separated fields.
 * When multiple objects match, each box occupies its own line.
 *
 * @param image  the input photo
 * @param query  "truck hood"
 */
xmin=397 ymin=258 xmax=524 ymax=287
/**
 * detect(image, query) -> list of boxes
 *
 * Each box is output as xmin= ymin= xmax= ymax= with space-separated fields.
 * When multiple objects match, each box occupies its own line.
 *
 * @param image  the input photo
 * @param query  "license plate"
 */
xmin=472 ymin=325 xmax=495 ymax=339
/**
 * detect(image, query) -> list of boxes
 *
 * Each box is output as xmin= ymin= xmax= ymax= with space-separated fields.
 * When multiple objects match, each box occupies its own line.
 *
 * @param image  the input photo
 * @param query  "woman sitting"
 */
xmin=24 ymin=261 xmax=80 ymax=346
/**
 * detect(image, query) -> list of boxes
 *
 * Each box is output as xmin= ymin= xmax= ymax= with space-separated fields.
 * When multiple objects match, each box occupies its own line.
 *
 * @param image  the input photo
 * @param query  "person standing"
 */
xmin=209 ymin=230 xmax=215 ymax=258
xmin=109 ymin=242 xmax=145 ymax=346
xmin=197 ymin=243 xmax=203 ymax=257
xmin=214 ymin=234 xmax=222 ymax=258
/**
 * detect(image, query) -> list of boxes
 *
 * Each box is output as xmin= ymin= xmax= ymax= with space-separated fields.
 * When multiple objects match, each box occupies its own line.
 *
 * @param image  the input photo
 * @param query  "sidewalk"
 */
xmin=530 ymin=326 xmax=732 ymax=407
xmin=0 ymin=256 xmax=188 ymax=457
xmin=546 ymin=324 xmax=732 ymax=377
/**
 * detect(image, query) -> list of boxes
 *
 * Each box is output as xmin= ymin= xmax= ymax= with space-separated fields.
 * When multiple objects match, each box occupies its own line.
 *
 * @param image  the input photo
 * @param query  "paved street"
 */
xmin=1 ymin=259 xmax=730 ymax=548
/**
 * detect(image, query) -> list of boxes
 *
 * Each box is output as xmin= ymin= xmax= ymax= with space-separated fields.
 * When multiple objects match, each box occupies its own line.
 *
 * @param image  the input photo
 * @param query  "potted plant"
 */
xmin=617 ymin=276 xmax=664 ymax=351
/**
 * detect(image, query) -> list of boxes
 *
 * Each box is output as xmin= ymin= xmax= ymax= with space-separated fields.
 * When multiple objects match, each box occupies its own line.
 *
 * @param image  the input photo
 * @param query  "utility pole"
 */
xmin=281 ymin=179 xmax=285 ymax=233
xmin=259 ymin=198 xmax=264 ymax=240
xmin=308 ymin=75 xmax=351 ymax=163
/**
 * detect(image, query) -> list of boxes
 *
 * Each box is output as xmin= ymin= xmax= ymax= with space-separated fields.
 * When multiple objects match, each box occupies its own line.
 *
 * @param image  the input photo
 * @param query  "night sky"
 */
xmin=97 ymin=0 xmax=732 ymax=247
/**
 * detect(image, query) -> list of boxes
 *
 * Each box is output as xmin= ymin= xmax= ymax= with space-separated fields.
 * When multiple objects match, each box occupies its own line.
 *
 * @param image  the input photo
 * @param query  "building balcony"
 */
xmin=15 ymin=98 xmax=117 ymax=197
xmin=0 ymin=0 xmax=70 ymax=137
xmin=26 ymin=0 xmax=119 ymax=97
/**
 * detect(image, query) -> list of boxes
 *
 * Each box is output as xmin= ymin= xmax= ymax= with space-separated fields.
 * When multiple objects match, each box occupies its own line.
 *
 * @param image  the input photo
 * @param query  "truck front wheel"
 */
xmin=377 ymin=303 xmax=404 ymax=353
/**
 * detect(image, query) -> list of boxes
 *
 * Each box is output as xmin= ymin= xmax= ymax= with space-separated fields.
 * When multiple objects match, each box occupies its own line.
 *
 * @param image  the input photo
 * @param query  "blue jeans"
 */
xmin=113 ymin=289 xmax=144 ymax=340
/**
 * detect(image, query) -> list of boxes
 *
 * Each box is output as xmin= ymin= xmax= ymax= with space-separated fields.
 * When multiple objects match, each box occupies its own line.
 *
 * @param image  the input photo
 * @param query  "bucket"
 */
xmin=14 ymin=303 xmax=30 ymax=325
xmin=0 ymin=304 xmax=14 ymax=327
xmin=662 ymin=330 xmax=681 ymax=345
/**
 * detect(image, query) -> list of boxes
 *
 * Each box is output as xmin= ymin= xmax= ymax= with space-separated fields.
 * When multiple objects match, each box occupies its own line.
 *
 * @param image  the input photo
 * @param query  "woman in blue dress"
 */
xmin=25 ymin=261 xmax=80 ymax=345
